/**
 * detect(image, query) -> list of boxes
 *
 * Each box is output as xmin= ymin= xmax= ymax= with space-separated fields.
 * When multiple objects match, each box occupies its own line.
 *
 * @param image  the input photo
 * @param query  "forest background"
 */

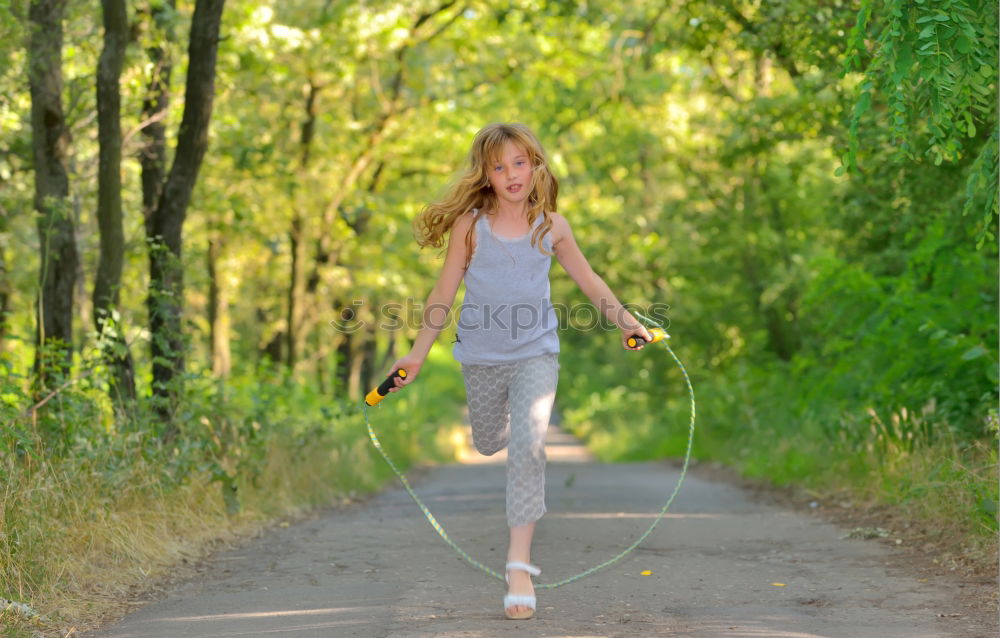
xmin=1 ymin=0 xmax=997 ymax=633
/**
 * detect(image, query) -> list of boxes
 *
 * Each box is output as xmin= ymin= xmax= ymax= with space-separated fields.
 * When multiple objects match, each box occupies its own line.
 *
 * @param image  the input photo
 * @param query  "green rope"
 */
xmin=362 ymin=325 xmax=695 ymax=589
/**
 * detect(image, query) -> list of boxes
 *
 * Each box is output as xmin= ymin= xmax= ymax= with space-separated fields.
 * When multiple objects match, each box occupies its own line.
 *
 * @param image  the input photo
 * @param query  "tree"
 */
xmin=845 ymin=0 xmax=999 ymax=246
xmin=93 ymin=0 xmax=136 ymax=408
xmin=143 ymin=0 xmax=226 ymax=436
xmin=27 ymin=0 xmax=78 ymax=392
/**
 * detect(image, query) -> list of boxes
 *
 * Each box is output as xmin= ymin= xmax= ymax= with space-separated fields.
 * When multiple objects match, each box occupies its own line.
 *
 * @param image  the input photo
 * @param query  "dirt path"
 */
xmin=90 ymin=427 xmax=993 ymax=637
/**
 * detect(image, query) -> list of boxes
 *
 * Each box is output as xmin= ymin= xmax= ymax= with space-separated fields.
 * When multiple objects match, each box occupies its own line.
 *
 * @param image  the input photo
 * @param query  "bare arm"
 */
xmin=388 ymin=213 xmax=474 ymax=388
xmin=550 ymin=213 xmax=652 ymax=348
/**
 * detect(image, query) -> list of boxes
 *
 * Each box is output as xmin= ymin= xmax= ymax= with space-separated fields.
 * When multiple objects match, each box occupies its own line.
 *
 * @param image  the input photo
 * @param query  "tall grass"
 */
xmin=0 ymin=343 xmax=467 ymax=636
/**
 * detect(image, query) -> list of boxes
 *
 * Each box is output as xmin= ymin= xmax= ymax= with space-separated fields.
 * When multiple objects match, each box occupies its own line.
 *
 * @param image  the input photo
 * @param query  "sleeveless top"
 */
xmin=452 ymin=209 xmax=560 ymax=365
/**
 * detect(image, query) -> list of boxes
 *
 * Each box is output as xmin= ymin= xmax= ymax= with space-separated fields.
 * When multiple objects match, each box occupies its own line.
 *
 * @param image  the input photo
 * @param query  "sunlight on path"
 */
xmin=455 ymin=424 xmax=595 ymax=465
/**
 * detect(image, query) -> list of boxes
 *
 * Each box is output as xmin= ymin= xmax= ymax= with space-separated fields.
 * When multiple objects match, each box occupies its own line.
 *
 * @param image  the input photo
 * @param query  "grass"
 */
xmin=866 ymin=437 xmax=998 ymax=569
xmin=0 ymin=343 xmax=469 ymax=637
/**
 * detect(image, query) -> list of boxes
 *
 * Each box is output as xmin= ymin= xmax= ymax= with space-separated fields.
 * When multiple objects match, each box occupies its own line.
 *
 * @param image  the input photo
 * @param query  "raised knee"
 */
xmin=474 ymin=441 xmax=504 ymax=456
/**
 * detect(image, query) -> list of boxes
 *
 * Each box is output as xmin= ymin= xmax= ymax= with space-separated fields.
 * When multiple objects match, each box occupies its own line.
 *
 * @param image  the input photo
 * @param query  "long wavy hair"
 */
xmin=413 ymin=123 xmax=559 ymax=268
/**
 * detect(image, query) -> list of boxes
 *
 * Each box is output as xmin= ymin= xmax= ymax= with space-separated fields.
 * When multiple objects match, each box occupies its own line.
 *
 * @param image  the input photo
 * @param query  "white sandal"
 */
xmin=503 ymin=561 xmax=540 ymax=620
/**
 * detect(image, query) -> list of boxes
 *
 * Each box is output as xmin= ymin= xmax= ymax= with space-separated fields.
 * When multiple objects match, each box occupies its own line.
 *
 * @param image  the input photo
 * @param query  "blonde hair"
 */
xmin=413 ymin=122 xmax=558 ymax=268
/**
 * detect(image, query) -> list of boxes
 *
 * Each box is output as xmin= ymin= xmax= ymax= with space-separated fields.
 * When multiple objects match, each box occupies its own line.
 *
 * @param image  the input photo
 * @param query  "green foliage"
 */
xmin=799 ymin=231 xmax=997 ymax=442
xmin=847 ymin=0 xmax=996 ymax=159
xmin=0 ymin=341 xmax=466 ymax=626
xmin=962 ymin=126 xmax=1000 ymax=247
xmin=845 ymin=0 xmax=999 ymax=242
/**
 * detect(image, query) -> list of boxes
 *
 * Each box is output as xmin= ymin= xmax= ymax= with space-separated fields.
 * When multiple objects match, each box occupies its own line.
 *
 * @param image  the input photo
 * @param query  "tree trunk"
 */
xmin=139 ymin=0 xmax=172 ymax=237
xmin=207 ymin=236 xmax=230 ymax=377
xmin=359 ymin=330 xmax=377 ymax=397
xmin=0 ymin=202 xmax=10 ymax=354
xmin=139 ymin=0 xmax=171 ymax=419
xmin=28 ymin=0 xmax=77 ymax=391
xmin=347 ymin=332 xmax=366 ymax=401
xmin=314 ymin=327 xmax=328 ymax=394
xmin=284 ymin=212 xmax=305 ymax=372
xmin=335 ymin=332 xmax=351 ymax=396
xmin=284 ymin=82 xmax=319 ymax=374
xmin=146 ymin=0 xmax=225 ymax=438
xmin=93 ymin=0 xmax=136 ymax=408
xmin=377 ymin=330 xmax=398 ymax=378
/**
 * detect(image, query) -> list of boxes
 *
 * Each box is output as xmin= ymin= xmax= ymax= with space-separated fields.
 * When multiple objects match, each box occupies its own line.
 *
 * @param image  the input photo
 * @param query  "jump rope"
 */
xmin=361 ymin=311 xmax=696 ymax=589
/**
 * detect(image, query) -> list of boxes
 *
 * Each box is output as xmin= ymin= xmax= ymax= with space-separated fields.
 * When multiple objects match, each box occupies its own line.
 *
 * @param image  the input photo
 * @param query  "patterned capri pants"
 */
xmin=460 ymin=353 xmax=560 ymax=528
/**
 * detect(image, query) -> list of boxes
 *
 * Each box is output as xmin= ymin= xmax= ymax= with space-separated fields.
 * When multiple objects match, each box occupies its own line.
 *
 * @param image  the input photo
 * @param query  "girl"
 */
xmin=386 ymin=122 xmax=651 ymax=619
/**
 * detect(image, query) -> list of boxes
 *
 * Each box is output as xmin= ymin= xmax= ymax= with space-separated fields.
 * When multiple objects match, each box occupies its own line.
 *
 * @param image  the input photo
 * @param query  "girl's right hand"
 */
xmin=386 ymin=354 xmax=423 ymax=392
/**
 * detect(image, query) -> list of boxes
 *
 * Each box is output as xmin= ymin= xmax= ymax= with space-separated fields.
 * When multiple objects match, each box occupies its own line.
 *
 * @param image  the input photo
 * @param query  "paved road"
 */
xmin=91 ymin=427 xmax=990 ymax=637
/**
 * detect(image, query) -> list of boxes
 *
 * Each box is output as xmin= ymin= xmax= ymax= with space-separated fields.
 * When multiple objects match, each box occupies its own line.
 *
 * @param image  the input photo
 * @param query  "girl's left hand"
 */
xmin=622 ymin=325 xmax=654 ymax=350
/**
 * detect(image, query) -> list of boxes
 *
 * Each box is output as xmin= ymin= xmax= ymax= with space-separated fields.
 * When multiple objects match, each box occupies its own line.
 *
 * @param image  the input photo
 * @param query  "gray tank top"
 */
xmin=453 ymin=209 xmax=560 ymax=365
